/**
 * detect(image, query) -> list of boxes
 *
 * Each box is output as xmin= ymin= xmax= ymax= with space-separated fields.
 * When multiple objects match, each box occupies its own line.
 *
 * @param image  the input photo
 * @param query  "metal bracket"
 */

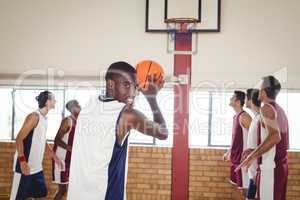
xmin=170 ymin=74 xmax=189 ymax=85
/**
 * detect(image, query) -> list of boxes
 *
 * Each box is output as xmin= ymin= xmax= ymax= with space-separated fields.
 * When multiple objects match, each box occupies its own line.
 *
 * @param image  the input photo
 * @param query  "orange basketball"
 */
xmin=136 ymin=60 xmax=165 ymax=91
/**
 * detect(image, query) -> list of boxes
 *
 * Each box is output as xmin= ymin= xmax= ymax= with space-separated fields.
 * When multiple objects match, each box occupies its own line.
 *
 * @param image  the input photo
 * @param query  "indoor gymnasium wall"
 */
xmin=0 ymin=142 xmax=300 ymax=200
xmin=0 ymin=0 xmax=299 ymax=88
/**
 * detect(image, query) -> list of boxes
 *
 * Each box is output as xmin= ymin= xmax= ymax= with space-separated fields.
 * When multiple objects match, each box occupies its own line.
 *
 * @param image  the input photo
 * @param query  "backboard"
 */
xmin=146 ymin=0 xmax=221 ymax=32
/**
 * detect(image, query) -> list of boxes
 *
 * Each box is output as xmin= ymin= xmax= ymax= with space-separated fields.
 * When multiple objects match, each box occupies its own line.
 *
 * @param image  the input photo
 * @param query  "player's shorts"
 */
xmin=246 ymin=179 xmax=257 ymax=199
xmin=10 ymin=171 xmax=47 ymax=200
xmin=230 ymin=164 xmax=248 ymax=189
xmin=52 ymin=159 xmax=68 ymax=184
xmin=256 ymin=163 xmax=288 ymax=200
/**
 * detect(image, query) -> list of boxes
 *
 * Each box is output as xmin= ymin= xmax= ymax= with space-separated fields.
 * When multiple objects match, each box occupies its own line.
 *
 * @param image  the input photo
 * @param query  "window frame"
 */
xmin=1 ymin=84 xmax=299 ymax=150
xmin=189 ymin=88 xmax=234 ymax=148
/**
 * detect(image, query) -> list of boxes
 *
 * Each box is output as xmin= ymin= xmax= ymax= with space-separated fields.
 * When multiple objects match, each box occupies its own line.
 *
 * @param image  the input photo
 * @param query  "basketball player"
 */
xmin=242 ymin=89 xmax=261 ymax=199
xmin=52 ymin=100 xmax=81 ymax=200
xmin=10 ymin=91 xmax=63 ymax=200
xmin=223 ymin=90 xmax=252 ymax=191
xmin=67 ymin=61 xmax=168 ymax=200
xmin=237 ymin=76 xmax=289 ymax=200
xmin=245 ymin=89 xmax=255 ymax=111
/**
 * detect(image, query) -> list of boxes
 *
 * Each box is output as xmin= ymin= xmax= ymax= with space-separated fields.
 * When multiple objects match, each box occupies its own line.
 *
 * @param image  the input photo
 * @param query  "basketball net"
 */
xmin=165 ymin=18 xmax=197 ymax=33
xmin=165 ymin=18 xmax=198 ymax=55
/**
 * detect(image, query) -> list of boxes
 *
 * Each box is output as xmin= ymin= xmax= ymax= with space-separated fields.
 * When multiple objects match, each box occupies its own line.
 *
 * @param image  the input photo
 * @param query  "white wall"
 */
xmin=0 ymin=0 xmax=299 ymax=88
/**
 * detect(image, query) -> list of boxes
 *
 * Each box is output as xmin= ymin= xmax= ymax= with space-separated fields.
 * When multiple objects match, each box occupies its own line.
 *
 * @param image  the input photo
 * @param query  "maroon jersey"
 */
xmin=270 ymin=102 xmax=289 ymax=165
xmin=230 ymin=111 xmax=249 ymax=188
xmin=256 ymin=102 xmax=289 ymax=200
xmin=230 ymin=111 xmax=246 ymax=164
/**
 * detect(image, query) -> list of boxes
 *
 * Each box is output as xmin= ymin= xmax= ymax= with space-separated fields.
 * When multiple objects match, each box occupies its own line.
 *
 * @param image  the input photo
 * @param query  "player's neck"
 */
xmin=263 ymin=98 xmax=276 ymax=105
xmin=39 ymin=107 xmax=49 ymax=116
xmin=251 ymin=106 xmax=260 ymax=115
xmin=105 ymin=90 xmax=114 ymax=98
xmin=71 ymin=113 xmax=79 ymax=119
xmin=234 ymin=107 xmax=243 ymax=114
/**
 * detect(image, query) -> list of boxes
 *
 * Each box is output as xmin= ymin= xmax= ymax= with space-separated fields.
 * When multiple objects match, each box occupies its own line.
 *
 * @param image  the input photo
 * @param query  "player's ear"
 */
xmin=261 ymin=89 xmax=266 ymax=99
xmin=107 ymin=79 xmax=115 ymax=89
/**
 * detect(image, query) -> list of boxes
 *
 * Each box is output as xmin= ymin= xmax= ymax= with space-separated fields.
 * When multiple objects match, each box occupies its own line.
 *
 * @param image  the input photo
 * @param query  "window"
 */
xmin=0 ymin=85 xmax=299 ymax=149
xmin=189 ymin=90 xmax=210 ymax=146
xmin=210 ymin=91 xmax=234 ymax=146
xmin=155 ymin=89 xmax=174 ymax=146
xmin=287 ymin=92 xmax=300 ymax=149
xmin=129 ymin=88 xmax=174 ymax=146
xmin=190 ymin=90 xmax=253 ymax=147
xmin=14 ymin=89 xmax=64 ymax=140
xmin=0 ymin=88 xmax=13 ymax=140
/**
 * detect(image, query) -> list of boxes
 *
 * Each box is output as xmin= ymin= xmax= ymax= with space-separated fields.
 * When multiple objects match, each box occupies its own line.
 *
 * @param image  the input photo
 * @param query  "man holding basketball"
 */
xmin=67 ymin=61 xmax=168 ymax=200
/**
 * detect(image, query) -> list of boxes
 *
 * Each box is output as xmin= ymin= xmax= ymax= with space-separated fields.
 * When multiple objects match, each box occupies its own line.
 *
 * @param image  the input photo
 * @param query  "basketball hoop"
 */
xmin=165 ymin=18 xmax=198 ymax=33
xmin=165 ymin=18 xmax=198 ymax=55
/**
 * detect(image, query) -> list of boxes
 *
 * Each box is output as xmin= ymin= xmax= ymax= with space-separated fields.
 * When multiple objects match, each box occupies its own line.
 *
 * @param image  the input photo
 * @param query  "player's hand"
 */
xmin=141 ymin=75 xmax=165 ymax=98
xmin=242 ymin=148 xmax=253 ymax=161
xmin=222 ymin=151 xmax=230 ymax=162
xmin=235 ymin=155 xmax=255 ymax=172
xmin=20 ymin=162 xmax=30 ymax=175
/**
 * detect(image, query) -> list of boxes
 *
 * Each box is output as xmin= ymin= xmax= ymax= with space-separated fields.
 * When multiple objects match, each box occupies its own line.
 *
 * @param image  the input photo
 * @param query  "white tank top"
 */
xmin=260 ymin=105 xmax=276 ymax=170
xmin=13 ymin=110 xmax=48 ymax=174
xmin=240 ymin=123 xmax=248 ymax=151
xmin=247 ymin=113 xmax=260 ymax=178
xmin=68 ymin=96 xmax=125 ymax=200
xmin=247 ymin=113 xmax=260 ymax=149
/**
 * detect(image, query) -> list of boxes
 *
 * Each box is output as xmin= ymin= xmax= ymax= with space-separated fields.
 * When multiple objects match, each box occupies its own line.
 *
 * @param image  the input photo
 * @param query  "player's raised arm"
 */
xmin=126 ymin=76 xmax=168 ymax=140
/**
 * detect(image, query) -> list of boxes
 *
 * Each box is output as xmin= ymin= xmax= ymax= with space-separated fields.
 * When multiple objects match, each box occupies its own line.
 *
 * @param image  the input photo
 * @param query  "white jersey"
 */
xmin=260 ymin=120 xmax=276 ymax=170
xmin=67 ymin=96 xmax=128 ymax=200
xmin=247 ymin=113 xmax=260 ymax=179
xmin=240 ymin=119 xmax=249 ymax=188
xmin=13 ymin=110 xmax=47 ymax=174
xmin=241 ymin=125 xmax=248 ymax=151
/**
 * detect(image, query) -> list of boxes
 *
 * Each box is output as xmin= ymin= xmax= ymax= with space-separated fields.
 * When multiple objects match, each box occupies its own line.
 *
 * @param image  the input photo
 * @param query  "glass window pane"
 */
xmin=154 ymin=89 xmax=174 ymax=146
xmin=129 ymin=91 xmax=155 ymax=144
xmin=189 ymin=90 xmax=209 ymax=146
xmin=0 ymin=88 xmax=13 ymax=140
xmin=211 ymin=91 xmax=234 ymax=146
xmin=14 ymin=89 xmax=64 ymax=140
xmin=277 ymin=90 xmax=288 ymax=113
xmin=287 ymin=92 xmax=300 ymax=149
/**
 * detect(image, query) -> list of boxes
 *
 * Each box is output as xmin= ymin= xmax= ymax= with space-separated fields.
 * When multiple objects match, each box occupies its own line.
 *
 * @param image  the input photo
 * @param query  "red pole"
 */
xmin=171 ymin=32 xmax=192 ymax=200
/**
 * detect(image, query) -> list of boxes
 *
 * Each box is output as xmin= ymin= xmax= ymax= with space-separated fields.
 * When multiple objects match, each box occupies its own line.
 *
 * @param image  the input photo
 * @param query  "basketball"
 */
xmin=136 ymin=60 xmax=165 ymax=91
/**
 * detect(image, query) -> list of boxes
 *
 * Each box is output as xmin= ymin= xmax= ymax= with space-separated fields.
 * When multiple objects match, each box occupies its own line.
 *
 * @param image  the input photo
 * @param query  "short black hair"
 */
xmin=105 ymin=61 xmax=136 ymax=82
xmin=234 ymin=90 xmax=246 ymax=107
xmin=246 ymin=88 xmax=255 ymax=100
xmin=66 ymin=100 xmax=78 ymax=112
xmin=35 ymin=91 xmax=53 ymax=109
xmin=250 ymin=89 xmax=261 ymax=107
xmin=261 ymin=76 xmax=281 ymax=100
